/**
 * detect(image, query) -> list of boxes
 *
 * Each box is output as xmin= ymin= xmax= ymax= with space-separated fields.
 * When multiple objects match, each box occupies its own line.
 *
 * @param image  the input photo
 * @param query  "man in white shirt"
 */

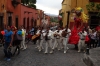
xmin=35 ymin=27 xmax=41 ymax=49
xmin=38 ymin=29 xmax=46 ymax=52
xmin=54 ymin=27 xmax=62 ymax=51
xmin=21 ymin=26 xmax=27 ymax=50
xmin=78 ymin=29 xmax=87 ymax=52
xmin=44 ymin=28 xmax=53 ymax=54
xmin=62 ymin=27 xmax=71 ymax=53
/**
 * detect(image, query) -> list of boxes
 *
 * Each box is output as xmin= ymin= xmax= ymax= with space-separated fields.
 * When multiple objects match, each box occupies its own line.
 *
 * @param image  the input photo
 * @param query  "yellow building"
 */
xmin=61 ymin=0 xmax=89 ymax=27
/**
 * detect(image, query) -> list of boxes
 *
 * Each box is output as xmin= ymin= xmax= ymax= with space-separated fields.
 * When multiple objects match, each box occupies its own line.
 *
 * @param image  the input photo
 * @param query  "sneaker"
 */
xmin=50 ymin=51 xmax=53 ymax=54
xmin=78 ymin=50 xmax=81 ymax=53
xmin=44 ymin=52 xmax=48 ymax=54
xmin=64 ymin=51 xmax=66 ymax=53
xmin=39 ymin=49 xmax=42 ymax=52
xmin=6 ymin=58 xmax=11 ymax=61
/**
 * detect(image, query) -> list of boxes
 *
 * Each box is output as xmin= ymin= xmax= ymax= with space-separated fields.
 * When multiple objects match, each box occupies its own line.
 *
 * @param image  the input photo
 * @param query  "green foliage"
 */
xmin=29 ymin=0 xmax=36 ymax=4
xmin=21 ymin=0 xmax=36 ymax=4
xmin=28 ymin=4 xmax=36 ymax=9
xmin=86 ymin=2 xmax=100 ymax=17
xmin=21 ymin=0 xmax=36 ymax=9
xmin=90 ymin=2 xmax=95 ymax=7
xmin=96 ymin=3 xmax=100 ymax=11
xmin=50 ymin=17 xmax=58 ymax=23
xmin=86 ymin=2 xmax=96 ymax=11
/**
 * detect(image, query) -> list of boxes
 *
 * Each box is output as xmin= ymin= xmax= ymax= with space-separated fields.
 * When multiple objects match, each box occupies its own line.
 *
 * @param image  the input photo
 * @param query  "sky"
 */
xmin=36 ymin=0 xmax=63 ymax=15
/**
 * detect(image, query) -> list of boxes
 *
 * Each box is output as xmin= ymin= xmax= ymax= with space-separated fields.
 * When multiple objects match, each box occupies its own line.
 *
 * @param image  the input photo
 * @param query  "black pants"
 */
xmin=4 ymin=42 xmax=12 ymax=58
xmin=13 ymin=40 xmax=21 ymax=55
xmin=90 ymin=39 xmax=95 ymax=48
xmin=94 ymin=40 xmax=98 ymax=48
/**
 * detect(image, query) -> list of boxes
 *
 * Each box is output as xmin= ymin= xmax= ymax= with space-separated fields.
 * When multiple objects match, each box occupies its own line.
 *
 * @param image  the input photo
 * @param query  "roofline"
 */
xmin=62 ymin=0 xmax=65 ymax=4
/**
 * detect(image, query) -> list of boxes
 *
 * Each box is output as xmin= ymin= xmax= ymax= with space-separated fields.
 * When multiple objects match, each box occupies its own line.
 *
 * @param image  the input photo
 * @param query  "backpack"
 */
xmin=14 ymin=31 xmax=22 ymax=41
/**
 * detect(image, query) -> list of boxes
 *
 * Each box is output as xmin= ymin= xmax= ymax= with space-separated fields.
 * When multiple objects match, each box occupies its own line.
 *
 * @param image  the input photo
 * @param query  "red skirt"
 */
xmin=68 ymin=35 xmax=79 ymax=45
xmin=69 ymin=26 xmax=79 ymax=45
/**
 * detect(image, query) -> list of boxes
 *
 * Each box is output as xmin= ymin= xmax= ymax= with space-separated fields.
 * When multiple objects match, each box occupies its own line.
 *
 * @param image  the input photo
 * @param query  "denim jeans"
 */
xmin=98 ymin=40 xmax=100 ymax=47
xmin=4 ymin=42 xmax=12 ymax=58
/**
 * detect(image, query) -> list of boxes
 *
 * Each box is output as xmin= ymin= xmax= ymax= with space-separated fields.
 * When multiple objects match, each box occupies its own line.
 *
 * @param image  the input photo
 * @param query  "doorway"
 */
xmin=27 ymin=17 xmax=29 ymax=29
xmin=34 ymin=19 xmax=37 ymax=26
xmin=23 ymin=18 xmax=26 ymax=28
xmin=8 ymin=16 xmax=12 ymax=26
xmin=89 ymin=12 xmax=100 ymax=29
xmin=15 ymin=17 xmax=18 ymax=28
xmin=31 ymin=18 xmax=34 ymax=28
xmin=0 ymin=16 xmax=3 ymax=29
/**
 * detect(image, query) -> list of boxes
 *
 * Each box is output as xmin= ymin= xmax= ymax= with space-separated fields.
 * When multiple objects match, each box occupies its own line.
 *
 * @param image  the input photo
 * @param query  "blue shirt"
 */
xmin=4 ymin=30 xmax=13 ymax=42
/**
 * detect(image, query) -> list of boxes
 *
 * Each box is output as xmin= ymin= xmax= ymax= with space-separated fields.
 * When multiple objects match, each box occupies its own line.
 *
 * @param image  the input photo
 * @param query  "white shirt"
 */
xmin=36 ymin=30 xmax=40 ymax=35
xmin=67 ymin=28 xmax=71 ymax=37
xmin=22 ymin=29 xmax=26 ymax=38
xmin=79 ymin=31 xmax=87 ymax=39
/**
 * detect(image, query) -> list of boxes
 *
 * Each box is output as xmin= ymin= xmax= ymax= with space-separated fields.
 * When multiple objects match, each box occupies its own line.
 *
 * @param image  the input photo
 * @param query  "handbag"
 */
xmin=15 ymin=34 xmax=23 ymax=41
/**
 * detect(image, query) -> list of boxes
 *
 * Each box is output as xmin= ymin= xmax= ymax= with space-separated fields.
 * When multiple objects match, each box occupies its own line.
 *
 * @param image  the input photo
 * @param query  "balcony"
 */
xmin=11 ymin=0 xmax=20 ymax=7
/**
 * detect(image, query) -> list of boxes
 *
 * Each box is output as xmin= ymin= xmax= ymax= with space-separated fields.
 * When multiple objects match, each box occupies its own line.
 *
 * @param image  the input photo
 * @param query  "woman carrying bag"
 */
xmin=13 ymin=27 xmax=23 ymax=56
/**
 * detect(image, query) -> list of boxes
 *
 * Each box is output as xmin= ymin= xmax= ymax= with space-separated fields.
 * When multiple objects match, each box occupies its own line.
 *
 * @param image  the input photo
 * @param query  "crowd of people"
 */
xmin=0 ymin=7 xmax=100 ymax=62
xmin=0 ymin=26 xmax=27 ymax=61
xmin=0 ymin=24 xmax=100 ymax=61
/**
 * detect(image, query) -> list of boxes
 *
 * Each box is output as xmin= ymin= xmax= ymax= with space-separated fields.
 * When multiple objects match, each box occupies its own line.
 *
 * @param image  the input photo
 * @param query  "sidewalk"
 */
xmin=83 ymin=47 xmax=100 ymax=66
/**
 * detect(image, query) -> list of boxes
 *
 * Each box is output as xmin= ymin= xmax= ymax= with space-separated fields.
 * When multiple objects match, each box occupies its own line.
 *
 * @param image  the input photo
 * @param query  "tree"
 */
xmin=28 ymin=4 xmax=36 ymax=9
xmin=30 ymin=0 xmax=36 ymax=4
xmin=21 ymin=0 xmax=37 ymax=9
xmin=86 ymin=2 xmax=100 ymax=17
xmin=21 ymin=0 xmax=36 ymax=4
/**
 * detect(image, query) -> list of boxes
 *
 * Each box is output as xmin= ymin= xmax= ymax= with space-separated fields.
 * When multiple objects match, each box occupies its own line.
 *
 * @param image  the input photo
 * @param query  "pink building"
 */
xmin=3 ymin=0 xmax=38 ymax=29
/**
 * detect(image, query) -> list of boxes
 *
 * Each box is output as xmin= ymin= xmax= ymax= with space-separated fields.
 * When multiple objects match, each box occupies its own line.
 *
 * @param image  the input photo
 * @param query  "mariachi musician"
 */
xmin=44 ymin=27 xmax=53 ymax=54
xmin=61 ymin=27 xmax=71 ymax=53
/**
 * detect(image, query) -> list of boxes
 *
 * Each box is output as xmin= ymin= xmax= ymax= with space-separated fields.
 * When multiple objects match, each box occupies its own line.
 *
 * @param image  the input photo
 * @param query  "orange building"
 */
xmin=0 ymin=0 xmax=38 ymax=30
xmin=37 ymin=9 xmax=44 ymax=26
xmin=0 ymin=0 xmax=6 ymax=29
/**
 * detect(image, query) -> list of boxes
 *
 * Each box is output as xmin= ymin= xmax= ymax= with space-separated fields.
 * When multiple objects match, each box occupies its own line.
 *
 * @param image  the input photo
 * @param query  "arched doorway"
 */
xmin=15 ymin=16 xmax=18 ymax=28
xmin=23 ymin=17 xmax=26 ymax=28
xmin=27 ymin=17 xmax=29 ymax=29
xmin=31 ymin=18 xmax=34 ymax=28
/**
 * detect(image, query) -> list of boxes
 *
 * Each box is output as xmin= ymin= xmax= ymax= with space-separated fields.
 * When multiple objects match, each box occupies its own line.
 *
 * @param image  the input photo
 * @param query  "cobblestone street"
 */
xmin=0 ymin=42 xmax=86 ymax=66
